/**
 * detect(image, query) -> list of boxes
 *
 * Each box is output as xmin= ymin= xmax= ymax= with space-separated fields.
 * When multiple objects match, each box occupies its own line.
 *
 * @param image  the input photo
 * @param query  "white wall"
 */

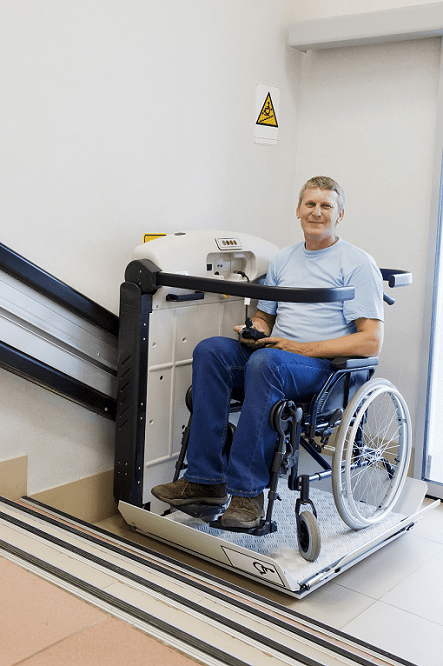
xmin=0 ymin=0 xmax=301 ymax=494
xmin=294 ymin=0 xmax=443 ymax=21
xmin=1 ymin=0 xmax=441 ymax=494
xmin=0 ymin=0 xmax=301 ymax=313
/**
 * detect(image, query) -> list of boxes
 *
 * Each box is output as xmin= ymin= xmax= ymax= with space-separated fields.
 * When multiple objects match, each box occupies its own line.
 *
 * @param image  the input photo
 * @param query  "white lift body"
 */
xmin=120 ymin=230 xmax=278 ymax=509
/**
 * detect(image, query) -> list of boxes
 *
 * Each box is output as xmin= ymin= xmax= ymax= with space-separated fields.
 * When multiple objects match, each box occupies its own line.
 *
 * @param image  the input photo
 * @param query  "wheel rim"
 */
xmin=333 ymin=381 xmax=411 ymax=528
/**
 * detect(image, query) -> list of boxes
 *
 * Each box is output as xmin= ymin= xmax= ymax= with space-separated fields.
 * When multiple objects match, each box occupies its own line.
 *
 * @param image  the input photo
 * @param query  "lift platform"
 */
xmin=120 ymin=474 xmax=438 ymax=598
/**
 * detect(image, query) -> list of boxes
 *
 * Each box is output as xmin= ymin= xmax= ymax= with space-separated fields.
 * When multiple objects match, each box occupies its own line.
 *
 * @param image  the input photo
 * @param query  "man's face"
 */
xmin=296 ymin=187 xmax=344 ymax=250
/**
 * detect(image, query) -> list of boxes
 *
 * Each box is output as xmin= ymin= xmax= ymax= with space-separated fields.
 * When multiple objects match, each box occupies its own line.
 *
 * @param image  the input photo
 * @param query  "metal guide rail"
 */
xmin=0 ymin=243 xmax=118 ymax=419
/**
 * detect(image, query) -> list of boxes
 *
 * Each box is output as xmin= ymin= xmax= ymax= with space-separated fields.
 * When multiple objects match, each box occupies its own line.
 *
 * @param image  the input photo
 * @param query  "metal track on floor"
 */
xmin=0 ymin=496 xmax=416 ymax=666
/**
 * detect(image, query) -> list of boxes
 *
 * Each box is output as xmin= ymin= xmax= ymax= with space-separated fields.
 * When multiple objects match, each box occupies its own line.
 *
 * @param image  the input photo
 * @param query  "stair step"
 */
xmin=0 ymin=496 xmax=414 ymax=666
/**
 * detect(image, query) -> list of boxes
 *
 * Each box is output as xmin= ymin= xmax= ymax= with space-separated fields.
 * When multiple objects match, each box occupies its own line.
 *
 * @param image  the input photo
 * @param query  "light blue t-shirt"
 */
xmin=257 ymin=238 xmax=384 ymax=343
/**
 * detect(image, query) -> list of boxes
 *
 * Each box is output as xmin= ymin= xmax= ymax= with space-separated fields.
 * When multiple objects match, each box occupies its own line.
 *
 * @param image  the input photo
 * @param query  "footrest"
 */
xmin=173 ymin=502 xmax=227 ymax=521
xmin=209 ymin=518 xmax=277 ymax=536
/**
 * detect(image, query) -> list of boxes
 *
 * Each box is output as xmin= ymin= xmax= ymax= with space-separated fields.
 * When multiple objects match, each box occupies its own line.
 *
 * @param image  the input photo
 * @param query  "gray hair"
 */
xmin=298 ymin=176 xmax=345 ymax=213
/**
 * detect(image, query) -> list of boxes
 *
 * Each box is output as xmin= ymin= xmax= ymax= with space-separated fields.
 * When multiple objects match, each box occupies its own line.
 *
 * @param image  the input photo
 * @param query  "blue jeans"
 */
xmin=184 ymin=337 xmax=332 ymax=497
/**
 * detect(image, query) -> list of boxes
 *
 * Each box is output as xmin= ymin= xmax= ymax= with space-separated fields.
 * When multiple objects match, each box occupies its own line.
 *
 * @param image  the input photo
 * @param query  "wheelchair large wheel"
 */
xmin=332 ymin=378 xmax=411 ymax=530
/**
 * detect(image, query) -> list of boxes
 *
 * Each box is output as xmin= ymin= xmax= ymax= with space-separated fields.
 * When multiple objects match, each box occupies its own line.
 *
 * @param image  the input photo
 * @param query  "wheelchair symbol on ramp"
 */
xmin=222 ymin=546 xmax=286 ymax=587
xmin=253 ymin=561 xmax=276 ymax=576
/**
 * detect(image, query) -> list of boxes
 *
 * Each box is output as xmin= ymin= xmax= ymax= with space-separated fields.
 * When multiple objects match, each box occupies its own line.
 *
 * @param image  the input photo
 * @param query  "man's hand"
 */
xmin=233 ymin=309 xmax=275 ymax=347
xmin=233 ymin=318 xmax=383 ymax=358
xmin=258 ymin=336 xmax=298 ymax=352
xmin=234 ymin=321 xmax=270 ymax=348
xmin=258 ymin=319 xmax=384 ymax=358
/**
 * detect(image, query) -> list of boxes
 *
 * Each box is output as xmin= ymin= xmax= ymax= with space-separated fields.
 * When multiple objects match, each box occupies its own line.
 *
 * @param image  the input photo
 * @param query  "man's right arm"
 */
xmin=250 ymin=310 xmax=275 ymax=336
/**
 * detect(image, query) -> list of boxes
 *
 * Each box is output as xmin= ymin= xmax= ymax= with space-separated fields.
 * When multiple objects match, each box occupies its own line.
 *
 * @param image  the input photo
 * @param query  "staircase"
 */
xmin=0 ymin=496 xmax=414 ymax=666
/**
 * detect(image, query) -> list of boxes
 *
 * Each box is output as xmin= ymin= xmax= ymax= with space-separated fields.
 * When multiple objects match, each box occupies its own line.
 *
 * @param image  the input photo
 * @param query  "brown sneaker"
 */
xmin=221 ymin=492 xmax=265 ymax=529
xmin=151 ymin=477 xmax=228 ymax=506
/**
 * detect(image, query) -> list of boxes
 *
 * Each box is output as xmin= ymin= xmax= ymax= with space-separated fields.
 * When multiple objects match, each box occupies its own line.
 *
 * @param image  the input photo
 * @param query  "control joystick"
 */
xmin=241 ymin=318 xmax=267 ymax=341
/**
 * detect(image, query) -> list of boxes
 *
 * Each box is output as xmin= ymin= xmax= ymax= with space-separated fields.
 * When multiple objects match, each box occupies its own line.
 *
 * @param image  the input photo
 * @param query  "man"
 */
xmin=152 ymin=176 xmax=384 ymax=529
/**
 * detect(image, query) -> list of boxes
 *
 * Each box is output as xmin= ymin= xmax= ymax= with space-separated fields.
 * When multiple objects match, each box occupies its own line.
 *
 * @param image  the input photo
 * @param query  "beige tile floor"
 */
xmin=1 ymin=498 xmax=442 ymax=666
xmin=0 ymin=556 xmax=200 ymax=666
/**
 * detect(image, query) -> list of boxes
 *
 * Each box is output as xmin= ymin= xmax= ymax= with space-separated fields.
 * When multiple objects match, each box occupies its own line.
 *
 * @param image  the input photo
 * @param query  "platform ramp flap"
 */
xmin=119 ymin=477 xmax=438 ymax=598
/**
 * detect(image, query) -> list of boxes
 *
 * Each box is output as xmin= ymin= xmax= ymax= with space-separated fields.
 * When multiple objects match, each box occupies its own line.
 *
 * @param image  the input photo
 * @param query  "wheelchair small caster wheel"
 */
xmin=297 ymin=511 xmax=321 ymax=562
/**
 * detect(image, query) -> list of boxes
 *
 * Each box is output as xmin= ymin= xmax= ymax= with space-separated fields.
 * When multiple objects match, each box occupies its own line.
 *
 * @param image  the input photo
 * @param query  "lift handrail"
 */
xmin=125 ymin=259 xmax=355 ymax=303
xmin=125 ymin=259 xmax=412 ymax=304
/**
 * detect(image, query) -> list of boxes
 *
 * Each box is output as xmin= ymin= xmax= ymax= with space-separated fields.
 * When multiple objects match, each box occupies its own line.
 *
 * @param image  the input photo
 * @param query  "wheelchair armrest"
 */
xmin=331 ymin=356 xmax=378 ymax=370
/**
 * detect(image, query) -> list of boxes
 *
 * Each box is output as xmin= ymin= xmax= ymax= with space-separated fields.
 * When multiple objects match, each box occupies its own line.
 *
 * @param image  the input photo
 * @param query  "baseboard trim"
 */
xmin=30 ymin=469 xmax=117 ymax=524
xmin=0 ymin=455 xmax=28 ymax=500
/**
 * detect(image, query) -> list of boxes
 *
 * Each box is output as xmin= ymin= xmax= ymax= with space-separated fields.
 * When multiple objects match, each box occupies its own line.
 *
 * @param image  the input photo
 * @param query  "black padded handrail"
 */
xmin=159 ymin=272 xmax=355 ymax=303
xmin=125 ymin=259 xmax=355 ymax=304
xmin=125 ymin=260 xmax=412 ymax=304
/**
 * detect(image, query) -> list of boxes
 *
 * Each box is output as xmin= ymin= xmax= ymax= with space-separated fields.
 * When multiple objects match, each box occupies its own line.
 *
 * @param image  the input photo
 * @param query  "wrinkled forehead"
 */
xmin=300 ymin=187 xmax=340 ymax=206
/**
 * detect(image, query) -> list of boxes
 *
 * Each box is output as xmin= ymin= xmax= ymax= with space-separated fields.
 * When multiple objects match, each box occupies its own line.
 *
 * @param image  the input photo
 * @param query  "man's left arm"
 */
xmin=259 ymin=318 xmax=384 ymax=359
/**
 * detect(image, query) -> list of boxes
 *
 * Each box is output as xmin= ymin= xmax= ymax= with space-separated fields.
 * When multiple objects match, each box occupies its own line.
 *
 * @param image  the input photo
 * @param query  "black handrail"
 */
xmin=125 ymin=259 xmax=356 ymax=303
xmin=125 ymin=259 xmax=412 ymax=304
xmin=0 ymin=341 xmax=116 ymax=420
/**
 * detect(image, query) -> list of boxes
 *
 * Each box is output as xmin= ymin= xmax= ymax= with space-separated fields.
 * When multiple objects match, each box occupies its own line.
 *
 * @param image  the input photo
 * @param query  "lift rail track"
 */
xmin=0 ymin=243 xmax=118 ymax=419
xmin=0 ymin=496 xmax=416 ymax=666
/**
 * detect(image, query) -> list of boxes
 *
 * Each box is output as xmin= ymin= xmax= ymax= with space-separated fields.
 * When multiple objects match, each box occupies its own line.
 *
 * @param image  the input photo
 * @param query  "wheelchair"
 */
xmin=170 ymin=280 xmax=412 ymax=562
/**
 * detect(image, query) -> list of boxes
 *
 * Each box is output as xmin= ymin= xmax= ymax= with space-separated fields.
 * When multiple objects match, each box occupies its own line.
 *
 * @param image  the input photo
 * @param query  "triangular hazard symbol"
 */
xmin=256 ymin=92 xmax=278 ymax=128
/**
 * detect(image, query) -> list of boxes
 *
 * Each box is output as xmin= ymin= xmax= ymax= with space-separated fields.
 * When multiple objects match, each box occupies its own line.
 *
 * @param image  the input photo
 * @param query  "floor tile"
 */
xmin=18 ymin=616 xmax=199 ymax=666
xmin=409 ymin=499 xmax=443 ymax=542
xmin=288 ymin=581 xmax=375 ymax=629
xmin=381 ymin=549 xmax=443 ymax=624
xmin=343 ymin=601 xmax=443 ymax=666
xmin=335 ymin=531 xmax=443 ymax=599
xmin=0 ymin=557 xmax=106 ymax=666
xmin=3 ymin=498 xmax=443 ymax=666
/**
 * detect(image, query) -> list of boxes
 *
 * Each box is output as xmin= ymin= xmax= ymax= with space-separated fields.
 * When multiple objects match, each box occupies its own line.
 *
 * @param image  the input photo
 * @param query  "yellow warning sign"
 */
xmin=256 ymin=93 xmax=278 ymax=128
